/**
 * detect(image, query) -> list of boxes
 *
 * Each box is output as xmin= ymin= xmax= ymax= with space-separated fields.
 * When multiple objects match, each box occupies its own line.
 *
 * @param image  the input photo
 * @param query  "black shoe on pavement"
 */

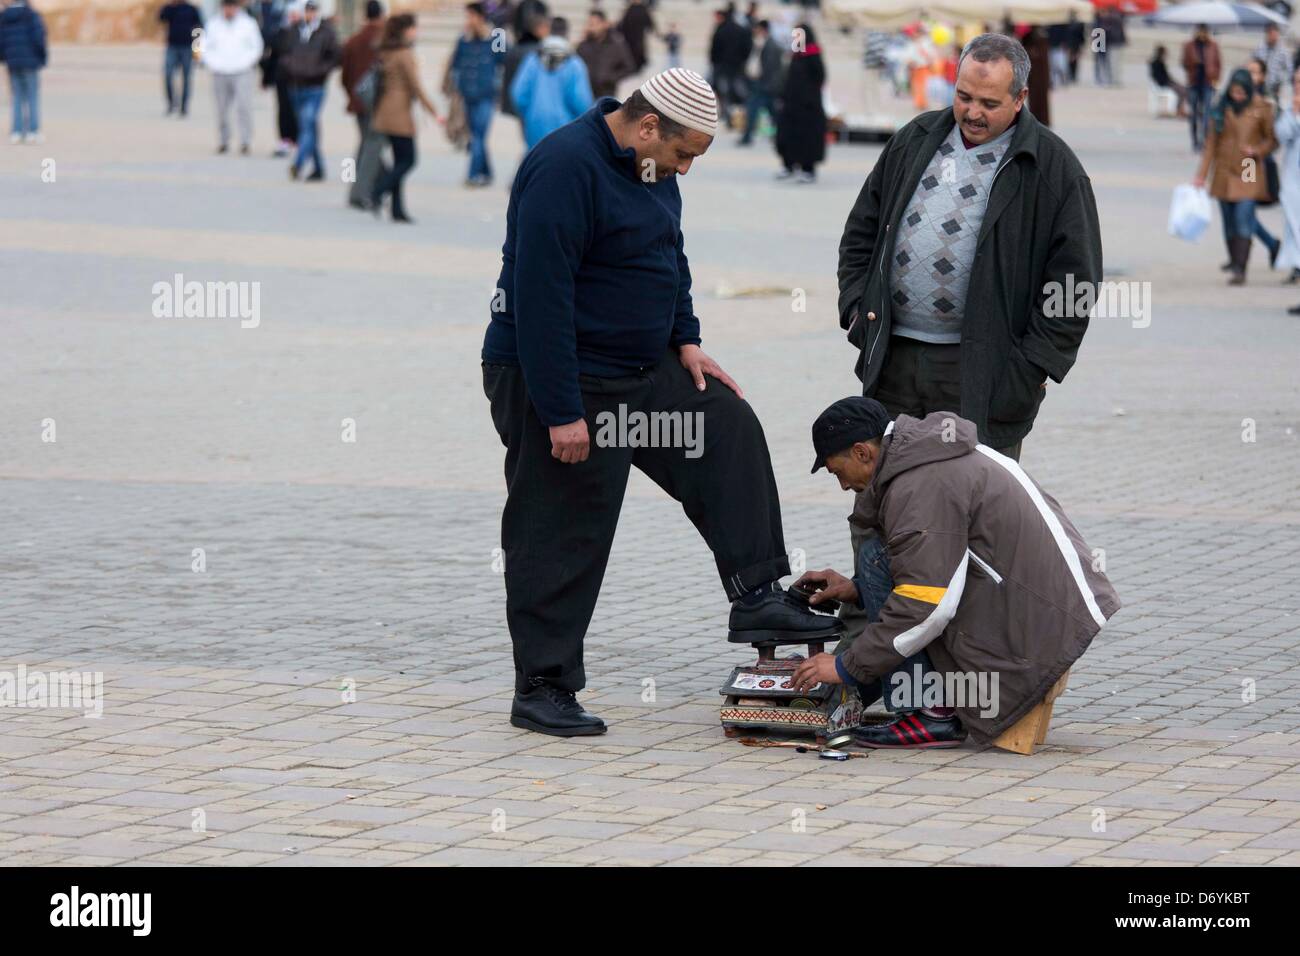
xmin=1287 ymin=303 xmax=1300 ymax=315
xmin=305 ymin=169 xmax=325 ymax=182
xmin=510 ymin=681 xmax=607 ymax=737
xmin=727 ymin=584 xmax=844 ymax=643
xmin=852 ymin=711 xmax=967 ymax=749
xmin=216 ymin=143 xmax=229 ymax=154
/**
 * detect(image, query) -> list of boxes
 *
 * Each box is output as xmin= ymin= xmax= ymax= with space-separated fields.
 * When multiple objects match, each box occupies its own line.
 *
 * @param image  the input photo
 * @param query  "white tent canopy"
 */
xmin=825 ymin=0 xmax=1094 ymax=29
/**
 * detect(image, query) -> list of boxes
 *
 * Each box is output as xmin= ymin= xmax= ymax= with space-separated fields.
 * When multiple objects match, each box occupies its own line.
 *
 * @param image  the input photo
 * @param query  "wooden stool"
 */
xmin=992 ymin=669 xmax=1070 ymax=755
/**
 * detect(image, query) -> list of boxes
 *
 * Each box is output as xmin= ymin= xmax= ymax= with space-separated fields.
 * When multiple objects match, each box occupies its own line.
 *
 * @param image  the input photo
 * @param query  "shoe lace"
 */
xmin=536 ymin=682 xmax=581 ymax=713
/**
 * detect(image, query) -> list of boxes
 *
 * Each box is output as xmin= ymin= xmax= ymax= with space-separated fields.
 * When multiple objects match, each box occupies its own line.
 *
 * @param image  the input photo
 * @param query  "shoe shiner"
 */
xmin=483 ymin=69 xmax=834 ymax=738
xmin=791 ymin=397 xmax=1121 ymax=749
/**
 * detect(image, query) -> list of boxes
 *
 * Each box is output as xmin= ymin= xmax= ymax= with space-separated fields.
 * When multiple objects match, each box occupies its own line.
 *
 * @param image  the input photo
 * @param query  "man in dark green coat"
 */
xmin=835 ymin=32 xmax=1102 ymax=644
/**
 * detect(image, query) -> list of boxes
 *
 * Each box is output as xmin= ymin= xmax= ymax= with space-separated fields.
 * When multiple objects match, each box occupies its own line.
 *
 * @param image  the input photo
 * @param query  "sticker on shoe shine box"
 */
xmin=722 ymin=671 xmax=821 ymax=697
xmin=732 ymin=672 xmax=796 ymax=690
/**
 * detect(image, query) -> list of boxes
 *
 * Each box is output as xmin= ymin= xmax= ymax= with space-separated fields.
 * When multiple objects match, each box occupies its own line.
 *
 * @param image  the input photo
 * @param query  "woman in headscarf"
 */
xmin=775 ymin=21 xmax=826 ymax=183
xmin=1193 ymin=68 xmax=1277 ymax=284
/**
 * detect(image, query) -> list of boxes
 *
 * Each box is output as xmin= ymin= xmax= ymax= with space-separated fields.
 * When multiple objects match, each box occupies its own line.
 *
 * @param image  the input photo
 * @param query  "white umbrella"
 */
xmin=1146 ymin=2 xmax=1287 ymax=27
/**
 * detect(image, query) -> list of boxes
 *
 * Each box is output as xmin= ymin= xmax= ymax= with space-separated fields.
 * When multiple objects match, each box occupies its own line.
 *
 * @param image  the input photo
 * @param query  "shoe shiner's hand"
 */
xmin=793 ymin=652 xmax=842 ymax=693
xmin=793 ymin=569 xmax=858 ymax=606
xmin=678 ymin=344 xmax=743 ymax=398
xmin=549 ymin=418 xmax=590 ymax=464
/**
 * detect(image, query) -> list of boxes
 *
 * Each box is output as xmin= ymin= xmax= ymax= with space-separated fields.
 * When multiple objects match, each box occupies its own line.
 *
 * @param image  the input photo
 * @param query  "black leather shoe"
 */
xmin=510 ymin=681 xmax=607 ymax=737
xmin=852 ymin=711 xmax=967 ymax=749
xmin=1288 ymin=303 xmax=1300 ymax=315
xmin=728 ymin=585 xmax=844 ymax=643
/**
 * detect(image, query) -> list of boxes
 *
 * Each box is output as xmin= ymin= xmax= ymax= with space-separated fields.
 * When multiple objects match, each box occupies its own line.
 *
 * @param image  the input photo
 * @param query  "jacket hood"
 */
xmin=540 ymin=35 xmax=573 ymax=69
xmin=854 ymin=412 xmax=979 ymax=527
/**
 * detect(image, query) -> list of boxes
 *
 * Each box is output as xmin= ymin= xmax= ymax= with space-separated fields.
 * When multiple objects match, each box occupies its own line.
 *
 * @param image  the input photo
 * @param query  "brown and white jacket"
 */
xmin=842 ymin=412 xmax=1121 ymax=743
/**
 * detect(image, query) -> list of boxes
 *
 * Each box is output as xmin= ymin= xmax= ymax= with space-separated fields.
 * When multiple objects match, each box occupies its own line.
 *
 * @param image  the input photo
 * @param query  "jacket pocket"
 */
xmin=987 ymin=344 xmax=1047 ymax=425
xmin=966 ymin=549 xmax=1003 ymax=584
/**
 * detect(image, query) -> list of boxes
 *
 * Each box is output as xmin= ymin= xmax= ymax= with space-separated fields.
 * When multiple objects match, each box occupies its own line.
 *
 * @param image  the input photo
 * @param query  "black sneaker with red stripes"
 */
xmin=851 ymin=710 xmax=968 ymax=749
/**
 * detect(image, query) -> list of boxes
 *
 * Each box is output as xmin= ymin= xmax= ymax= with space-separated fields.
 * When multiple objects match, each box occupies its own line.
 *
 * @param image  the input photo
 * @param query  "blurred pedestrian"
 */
xmin=1066 ymin=11 xmax=1084 ymax=83
xmin=452 ymin=2 xmax=505 ymax=186
xmin=774 ymin=21 xmax=824 ymax=182
xmin=510 ymin=15 xmax=592 ymax=150
xmin=577 ymin=8 xmax=634 ymax=99
xmin=1274 ymin=65 xmax=1300 ymax=292
xmin=1192 ymin=69 xmax=1278 ymax=285
xmin=1 ymin=0 xmax=47 ymax=143
xmin=1022 ymin=25 xmax=1050 ymax=126
xmin=370 ymin=12 xmax=440 ymax=222
xmin=618 ymin=0 xmax=655 ymax=74
xmin=267 ymin=3 xmax=301 ymax=156
xmin=739 ymin=18 xmax=780 ymax=146
xmin=282 ymin=0 xmax=340 ymax=181
xmin=199 ymin=0 xmax=263 ymax=155
xmin=1092 ymin=9 xmax=1115 ymax=87
xmin=1046 ymin=20 xmax=1069 ymax=88
xmin=661 ymin=21 xmax=681 ymax=69
xmin=252 ymin=3 xmax=289 ymax=153
xmin=1245 ymin=56 xmax=1282 ymax=263
xmin=1149 ymin=46 xmax=1186 ymax=116
xmin=341 ymin=0 xmax=388 ymax=210
xmin=159 ymin=0 xmax=202 ymax=117
xmin=511 ymin=0 xmax=547 ymax=41
xmin=1254 ymin=23 xmax=1291 ymax=103
xmin=502 ymin=3 xmax=548 ymax=122
xmin=1182 ymin=23 xmax=1220 ymax=151
xmin=708 ymin=5 xmax=751 ymax=114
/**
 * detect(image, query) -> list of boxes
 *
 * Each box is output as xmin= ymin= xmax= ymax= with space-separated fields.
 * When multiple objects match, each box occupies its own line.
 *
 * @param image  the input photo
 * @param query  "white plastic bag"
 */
xmin=1168 ymin=184 xmax=1212 ymax=242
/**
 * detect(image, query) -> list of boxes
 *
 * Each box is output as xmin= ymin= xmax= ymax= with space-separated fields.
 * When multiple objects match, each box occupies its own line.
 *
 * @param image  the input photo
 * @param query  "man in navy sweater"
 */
xmin=483 ymin=68 xmax=832 ymax=737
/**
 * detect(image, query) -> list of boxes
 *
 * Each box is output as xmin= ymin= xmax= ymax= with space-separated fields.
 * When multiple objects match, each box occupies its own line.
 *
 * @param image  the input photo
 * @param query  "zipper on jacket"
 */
xmin=865 ymin=224 xmax=889 ymax=371
xmin=967 ymin=548 xmax=1003 ymax=584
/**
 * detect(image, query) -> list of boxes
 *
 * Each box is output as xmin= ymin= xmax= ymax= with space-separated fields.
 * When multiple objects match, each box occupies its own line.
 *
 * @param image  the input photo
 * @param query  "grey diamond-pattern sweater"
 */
xmin=889 ymin=122 xmax=1014 ymax=344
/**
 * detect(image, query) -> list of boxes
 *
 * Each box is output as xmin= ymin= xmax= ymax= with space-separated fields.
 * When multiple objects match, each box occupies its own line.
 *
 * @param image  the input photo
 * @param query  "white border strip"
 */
xmin=967 ymin=548 xmax=1003 ymax=584
xmin=893 ymin=550 xmax=968 ymax=657
xmin=975 ymin=445 xmax=1107 ymax=628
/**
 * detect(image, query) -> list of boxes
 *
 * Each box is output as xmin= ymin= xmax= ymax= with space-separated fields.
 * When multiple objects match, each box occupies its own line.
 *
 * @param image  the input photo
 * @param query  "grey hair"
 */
xmin=958 ymin=33 xmax=1030 ymax=98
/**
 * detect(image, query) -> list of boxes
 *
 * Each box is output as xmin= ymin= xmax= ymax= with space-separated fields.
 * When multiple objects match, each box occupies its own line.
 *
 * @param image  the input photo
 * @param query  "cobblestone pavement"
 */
xmin=1 ymin=25 xmax=1298 ymax=866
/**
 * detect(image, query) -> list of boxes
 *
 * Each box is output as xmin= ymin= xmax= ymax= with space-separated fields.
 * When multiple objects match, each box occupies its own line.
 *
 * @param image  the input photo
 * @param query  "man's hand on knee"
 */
xmin=678 ymin=343 xmax=743 ymax=398
xmin=549 ymin=418 xmax=590 ymax=464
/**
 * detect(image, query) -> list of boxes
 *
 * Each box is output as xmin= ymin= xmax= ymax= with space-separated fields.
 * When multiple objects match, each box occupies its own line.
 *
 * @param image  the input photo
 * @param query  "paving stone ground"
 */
xmin=1 ymin=16 xmax=1298 ymax=866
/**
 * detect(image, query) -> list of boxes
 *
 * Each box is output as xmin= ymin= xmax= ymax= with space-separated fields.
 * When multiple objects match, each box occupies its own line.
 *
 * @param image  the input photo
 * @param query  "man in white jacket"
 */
xmin=199 ymin=0 xmax=264 ymax=154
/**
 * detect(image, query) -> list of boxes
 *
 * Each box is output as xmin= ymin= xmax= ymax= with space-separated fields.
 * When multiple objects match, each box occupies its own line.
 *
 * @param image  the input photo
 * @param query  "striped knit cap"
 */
xmin=637 ymin=68 xmax=718 ymax=137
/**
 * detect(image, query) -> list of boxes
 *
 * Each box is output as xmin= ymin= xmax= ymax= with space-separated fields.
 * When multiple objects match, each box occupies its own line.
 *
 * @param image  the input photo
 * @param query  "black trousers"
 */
xmin=374 ymin=135 xmax=415 ymax=218
xmin=275 ymin=75 xmax=298 ymax=142
xmin=484 ymin=351 xmax=790 ymax=693
xmin=871 ymin=335 xmax=1022 ymax=461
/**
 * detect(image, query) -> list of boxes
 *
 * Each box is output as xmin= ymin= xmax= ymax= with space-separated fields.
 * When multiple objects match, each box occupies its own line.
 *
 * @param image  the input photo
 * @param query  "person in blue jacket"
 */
xmin=509 ymin=17 xmax=592 ymax=151
xmin=0 ymin=0 xmax=48 ymax=143
xmin=451 ymin=2 xmax=505 ymax=186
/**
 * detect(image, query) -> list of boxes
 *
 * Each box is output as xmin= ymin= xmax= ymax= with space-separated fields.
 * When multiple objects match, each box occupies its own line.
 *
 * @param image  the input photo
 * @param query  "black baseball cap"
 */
xmin=810 ymin=396 xmax=892 ymax=473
